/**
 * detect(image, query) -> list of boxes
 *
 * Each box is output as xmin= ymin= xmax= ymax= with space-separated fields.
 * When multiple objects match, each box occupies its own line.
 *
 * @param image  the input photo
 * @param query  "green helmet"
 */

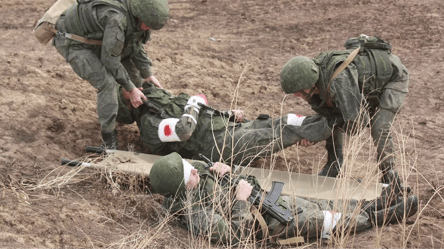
xmin=280 ymin=56 xmax=319 ymax=94
xmin=129 ymin=0 xmax=169 ymax=30
xmin=150 ymin=152 xmax=187 ymax=198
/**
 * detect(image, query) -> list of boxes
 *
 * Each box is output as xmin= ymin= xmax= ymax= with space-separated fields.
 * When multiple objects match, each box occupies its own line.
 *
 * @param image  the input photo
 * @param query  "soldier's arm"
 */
xmin=115 ymin=86 xmax=136 ymax=125
xmin=158 ymin=95 xmax=207 ymax=142
xmin=131 ymin=46 xmax=153 ymax=79
xmin=98 ymin=8 xmax=135 ymax=92
xmin=330 ymin=66 xmax=370 ymax=135
xmin=292 ymin=115 xmax=336 ymax=142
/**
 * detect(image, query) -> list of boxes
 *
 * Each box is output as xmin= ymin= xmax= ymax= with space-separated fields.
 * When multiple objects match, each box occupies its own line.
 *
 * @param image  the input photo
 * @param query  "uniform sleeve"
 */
xmin=186 ymin=200 xmax=255 ymax=245
xmin=294 ymin=115 xmax=335 ymax=142
xmin=330 ymin=65 xmax=370 ymax=135
xmin=132 ymin=49 xmax=153 ymax=79
xmin=158 ymin=96 xmax=206 ymax=142
xmin=115 ymin=86 xmax=135 ymax=124
xmin=99 ymin=9 xmax=136 ymax=92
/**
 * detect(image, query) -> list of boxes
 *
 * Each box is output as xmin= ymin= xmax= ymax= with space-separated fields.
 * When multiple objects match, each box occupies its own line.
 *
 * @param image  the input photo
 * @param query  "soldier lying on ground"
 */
xmin=116 ymin=82 xmax=335 ymax=165
xmin=149 ymin=152 xmax=418 ymax=245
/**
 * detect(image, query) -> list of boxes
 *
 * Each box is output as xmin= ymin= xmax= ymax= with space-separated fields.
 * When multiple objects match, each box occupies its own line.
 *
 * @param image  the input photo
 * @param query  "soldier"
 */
xmin=149 ymin=152 xmax=418 ymax=245
xmin=53 ymin=0 xmax=169 ymax=149
xmin=280 ymin=35 xmax=409 ymax=185
xmin=116 ymin=83 xmax=336 ymax=166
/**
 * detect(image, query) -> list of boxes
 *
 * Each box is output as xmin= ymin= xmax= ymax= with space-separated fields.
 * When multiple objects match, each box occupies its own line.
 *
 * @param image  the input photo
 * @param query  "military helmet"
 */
xmin=150 ymin=152 xmax=187 ymax=198
xmin=280 ymin=56 xmax=320 ymax=94
xmin=129 ymin=0 xmax=169 ymax=30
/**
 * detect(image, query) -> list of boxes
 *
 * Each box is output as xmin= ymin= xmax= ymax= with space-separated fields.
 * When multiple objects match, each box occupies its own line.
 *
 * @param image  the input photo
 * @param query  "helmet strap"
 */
xmin=299 ymin=86 xmax=316 ymax=103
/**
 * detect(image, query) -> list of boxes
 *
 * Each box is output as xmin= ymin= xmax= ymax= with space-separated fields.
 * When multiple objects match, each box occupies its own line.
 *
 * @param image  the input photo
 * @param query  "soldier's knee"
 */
xmin=371 ymin=110 xmax=394 ymax=141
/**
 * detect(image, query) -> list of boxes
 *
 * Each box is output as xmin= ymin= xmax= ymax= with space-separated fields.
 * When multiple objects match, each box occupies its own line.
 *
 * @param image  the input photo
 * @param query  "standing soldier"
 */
xmin=53 ymin=0 xmax=169 ymax=149
xmin=280 ymin=35 xmax=409 ymax=185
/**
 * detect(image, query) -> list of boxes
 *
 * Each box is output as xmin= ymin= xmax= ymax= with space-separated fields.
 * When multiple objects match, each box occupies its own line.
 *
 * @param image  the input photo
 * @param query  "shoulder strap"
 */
xmin=44 ymin=22 xmax=103 ymax=45
xmin=325 ymin=47 xmax=360 ymax=107
xmin=250 ymin=205 xmax=269 ymax=244
xmin=62 ymin=32 xmax=103 ymax=45
xmin=251 ymin=205 xmax=305 ymax=246
xmin=269 ymin=222 xmax=304 ymax=246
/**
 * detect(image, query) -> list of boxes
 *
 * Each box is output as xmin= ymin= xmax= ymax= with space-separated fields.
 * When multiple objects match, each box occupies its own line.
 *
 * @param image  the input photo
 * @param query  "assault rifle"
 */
xmin=198 ymin=154 xmax=298 ymax=224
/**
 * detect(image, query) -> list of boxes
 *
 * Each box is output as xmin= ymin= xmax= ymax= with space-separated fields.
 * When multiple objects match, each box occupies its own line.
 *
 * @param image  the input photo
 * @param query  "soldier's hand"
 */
xmin=129 ymin=88 xmax=147 ymax=108
xmin=123 ymin=87 xmax=142 ymax=100
xmin=145 ymin=75 xmax=163 ymax=89
xmin=209 ymin=162 xmax=231 ymax=177
xmin=232 ymin=110 xmax=245 ymax=122
xmin=298 ymin=139 xmax=313 ymax=147
xmin=236 ymin=180 xmax=253 ymax=201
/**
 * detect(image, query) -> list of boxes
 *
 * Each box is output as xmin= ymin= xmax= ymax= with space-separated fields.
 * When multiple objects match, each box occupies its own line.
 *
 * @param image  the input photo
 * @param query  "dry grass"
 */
xmin=11 ymin=79 xmax=436 ymax=249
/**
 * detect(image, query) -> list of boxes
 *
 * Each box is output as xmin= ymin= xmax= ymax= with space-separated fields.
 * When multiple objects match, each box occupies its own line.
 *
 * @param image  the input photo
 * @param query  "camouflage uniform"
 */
xmin=164 ymin=174 xmax=373 ymax=243
xmin=150 ymin=153 xmax=417 ymax=245
xmin=310 ymin=51 xmax=409 ymax=180
xmin=281 ymin=37 xmax=409 ymax=181
xmin=53 ymin=0 xmax=161 ymax=133
xmin=116 ymin=84 xmax=335 ymax=165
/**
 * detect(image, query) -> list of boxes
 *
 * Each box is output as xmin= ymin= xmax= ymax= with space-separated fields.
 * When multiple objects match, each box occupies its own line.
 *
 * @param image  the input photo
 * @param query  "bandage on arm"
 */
xmin=158 ymin=95 xmax=207 ymax=142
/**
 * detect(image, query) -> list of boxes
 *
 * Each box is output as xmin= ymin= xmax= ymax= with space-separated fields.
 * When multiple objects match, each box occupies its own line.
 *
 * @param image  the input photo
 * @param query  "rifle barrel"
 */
xmin=61 ymin=158 xmax=91 ymax=167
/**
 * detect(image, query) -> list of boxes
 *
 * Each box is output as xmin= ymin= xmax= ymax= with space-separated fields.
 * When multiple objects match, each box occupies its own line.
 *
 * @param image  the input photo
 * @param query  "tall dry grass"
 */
xmin=18 ymin=75 xmax=435 ymax=249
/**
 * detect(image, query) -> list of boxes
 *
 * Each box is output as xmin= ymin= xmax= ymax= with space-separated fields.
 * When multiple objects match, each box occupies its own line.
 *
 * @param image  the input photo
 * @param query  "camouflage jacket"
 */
xmin=310 ymin=51 xmax=409 ymax=135
xmin=116 ymin=84 xmax=232 ymax=158
xmin=162 ymin=162 xmax=288 ymax=245
xmin=57 ymin=0 xmax=153 ymax=92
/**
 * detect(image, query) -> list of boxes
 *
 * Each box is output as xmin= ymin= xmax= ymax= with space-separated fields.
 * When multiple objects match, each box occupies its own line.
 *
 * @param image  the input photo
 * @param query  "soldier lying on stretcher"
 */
xmin=149 ymin=152 xmax=418 ymax=246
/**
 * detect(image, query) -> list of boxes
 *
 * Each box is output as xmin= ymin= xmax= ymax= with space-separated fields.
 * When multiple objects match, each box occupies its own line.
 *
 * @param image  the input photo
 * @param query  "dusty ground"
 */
xmin=0 ymin=0 xmax=443 ymax=248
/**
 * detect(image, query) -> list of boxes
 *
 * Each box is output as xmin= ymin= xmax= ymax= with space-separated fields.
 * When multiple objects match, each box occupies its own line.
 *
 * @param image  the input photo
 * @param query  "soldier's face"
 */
xmin=139 ymin=19 xmax=150 ymax=31
xmin=140 ymin=22 xmax=150 ymax=31
xmin=186 ymin=169 xmax=200 ymax=190
xmin=294 ymin=87 xmax=319 ymax=102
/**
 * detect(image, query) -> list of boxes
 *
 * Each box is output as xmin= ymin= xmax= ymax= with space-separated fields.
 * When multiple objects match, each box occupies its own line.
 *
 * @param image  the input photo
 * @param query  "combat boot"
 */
xmin=101 ymin=129 xmax=118 ymax=150
xmin=318 ymin=156 xmax=343 ymax=177
xmin=362 ymin=185 xmax=402 ymax=213
xmin=318 ymin=132 xmax=344 ymax=178
xmin=368 ymin=195 xmax=418 ymax=226
xmin=380 ymin=163 xmax=398 ymax=184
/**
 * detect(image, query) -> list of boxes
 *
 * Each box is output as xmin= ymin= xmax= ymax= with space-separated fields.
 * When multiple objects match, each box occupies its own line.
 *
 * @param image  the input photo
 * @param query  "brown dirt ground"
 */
xmin=1 ymin=0 xmax=444 ymax=248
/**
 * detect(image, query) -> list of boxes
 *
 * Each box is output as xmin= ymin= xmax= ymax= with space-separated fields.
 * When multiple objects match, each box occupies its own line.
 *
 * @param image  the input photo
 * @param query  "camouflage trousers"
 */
xmin=370 ymin=55 xmax=409 ymax=171
xmin=53 ymin=35 xmax=143 ymax=133
xmin=272 ymin=196 xmax=372 ymax=240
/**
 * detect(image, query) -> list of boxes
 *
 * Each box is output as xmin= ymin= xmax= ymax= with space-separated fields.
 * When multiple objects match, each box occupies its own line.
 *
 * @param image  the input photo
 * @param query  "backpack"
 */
xmin=33 ymin=0 xmax=76 ymax=45
xmin=344 ymin=34 xmax=392 ymax=52
xmin=344 ymin=34 xmax=393 ymax=97
xmin=314 ymin=34 xmax=393 ymax=108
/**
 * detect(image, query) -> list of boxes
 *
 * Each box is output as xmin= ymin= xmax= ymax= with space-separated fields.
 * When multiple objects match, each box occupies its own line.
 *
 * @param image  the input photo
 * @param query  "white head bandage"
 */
xmin=158 ymin=118 xmax=181 ymax=142
xmin=287 ymin=113 xmax=306 ymax=126
xmin=321 ymin=211 xmax=342 ymax=239
xmin=182 ymin=159 xmax=195 ymax=185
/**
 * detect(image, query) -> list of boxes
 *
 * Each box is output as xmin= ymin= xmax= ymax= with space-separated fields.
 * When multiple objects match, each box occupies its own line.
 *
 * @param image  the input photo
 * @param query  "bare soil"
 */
xmin=0 ymin=0 xmax=443 ymax=248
